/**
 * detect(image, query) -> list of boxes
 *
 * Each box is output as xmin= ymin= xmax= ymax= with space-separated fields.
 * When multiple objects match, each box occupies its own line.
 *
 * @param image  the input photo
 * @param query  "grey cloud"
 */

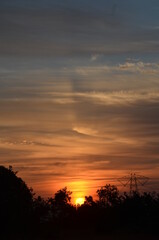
xmin=0 ymin=2 xmax=159 ymax=57
xmin=1 ymin=0 xmax=159 ymax=196
xmin=0 ymin=148 xmax=31 ymax=159
xmin=0 ymin=5 xmax=120 ymax=56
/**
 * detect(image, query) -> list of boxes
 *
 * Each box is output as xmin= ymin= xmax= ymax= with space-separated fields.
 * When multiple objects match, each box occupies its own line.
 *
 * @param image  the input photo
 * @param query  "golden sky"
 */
xmin=0 ymin=0 xmax=159 ymax=202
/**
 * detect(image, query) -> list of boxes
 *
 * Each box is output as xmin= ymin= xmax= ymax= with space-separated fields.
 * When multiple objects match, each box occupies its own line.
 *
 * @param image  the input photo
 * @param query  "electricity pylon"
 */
xmin=118 ymin=172 xmax=149 ymax=195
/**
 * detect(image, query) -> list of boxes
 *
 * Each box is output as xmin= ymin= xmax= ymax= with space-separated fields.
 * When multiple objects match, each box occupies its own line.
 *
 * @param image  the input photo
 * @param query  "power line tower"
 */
xmin=118 ymin=172 xmax=149 ymax=196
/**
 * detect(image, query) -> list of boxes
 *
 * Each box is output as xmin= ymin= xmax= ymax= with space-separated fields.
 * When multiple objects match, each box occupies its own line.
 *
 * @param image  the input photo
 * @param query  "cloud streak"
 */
xmin=0 ymin=1 xmax=159 ymax=197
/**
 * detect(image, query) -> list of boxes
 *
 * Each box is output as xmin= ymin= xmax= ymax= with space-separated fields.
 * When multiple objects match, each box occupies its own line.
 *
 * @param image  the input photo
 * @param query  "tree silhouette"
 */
xmin=0 ymin=165 xmax=159 ymax=239
xmin=84 ymin=195 xmax=96 ymax=207
xmin=97 ymin=184 xmax=120 ymax=207
xmin=0 ymin=166 xmax=34 ymax=233
xmin=54 ymin=187 xmax=72 ymax=206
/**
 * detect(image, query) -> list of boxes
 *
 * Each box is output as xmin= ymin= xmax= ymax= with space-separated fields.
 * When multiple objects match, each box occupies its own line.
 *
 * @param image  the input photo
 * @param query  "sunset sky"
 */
xmin=0 ymin=0 xmax=159 ymax=202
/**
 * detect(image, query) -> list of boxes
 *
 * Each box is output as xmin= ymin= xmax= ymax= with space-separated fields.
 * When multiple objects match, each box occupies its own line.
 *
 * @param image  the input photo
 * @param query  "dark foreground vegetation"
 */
xmin=0 ymin=166 xmax=159 ymax=240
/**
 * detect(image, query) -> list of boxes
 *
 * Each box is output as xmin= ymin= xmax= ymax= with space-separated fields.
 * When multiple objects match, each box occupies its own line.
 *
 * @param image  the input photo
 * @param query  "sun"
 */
xmin=75 ymin=197 xmax=85 ymax=206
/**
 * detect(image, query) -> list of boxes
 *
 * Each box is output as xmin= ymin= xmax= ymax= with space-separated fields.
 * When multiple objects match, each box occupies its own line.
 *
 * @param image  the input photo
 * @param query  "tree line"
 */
xmin=0 ymin=166 xmax=159 ymax=239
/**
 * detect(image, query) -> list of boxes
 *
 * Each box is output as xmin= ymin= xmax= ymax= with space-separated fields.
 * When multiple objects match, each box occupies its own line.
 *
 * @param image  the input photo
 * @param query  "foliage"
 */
xmin=96 ymin=184 xmax=120 ymax=207
xmin=0 ymin=165 xmax=34 ymax=234
xmin=54 ymin=187 xmax=72 ymax=205
xmin=84 ymin=195 xmax=96 ymax=206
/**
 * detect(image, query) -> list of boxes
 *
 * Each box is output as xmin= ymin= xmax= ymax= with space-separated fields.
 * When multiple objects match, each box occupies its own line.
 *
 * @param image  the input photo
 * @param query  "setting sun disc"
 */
xmin=76 ymin=197 xmax=84 ymax=206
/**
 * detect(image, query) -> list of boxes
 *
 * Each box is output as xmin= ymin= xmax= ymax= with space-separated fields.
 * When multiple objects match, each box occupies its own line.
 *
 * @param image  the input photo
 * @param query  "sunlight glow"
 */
xmin=76 ymin=197 xmax=85 ymax=206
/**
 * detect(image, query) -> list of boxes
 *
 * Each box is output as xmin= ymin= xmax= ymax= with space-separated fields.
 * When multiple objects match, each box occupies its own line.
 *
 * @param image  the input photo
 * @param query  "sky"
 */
xmin=0 ymin=0 xmax=159 ymax=202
